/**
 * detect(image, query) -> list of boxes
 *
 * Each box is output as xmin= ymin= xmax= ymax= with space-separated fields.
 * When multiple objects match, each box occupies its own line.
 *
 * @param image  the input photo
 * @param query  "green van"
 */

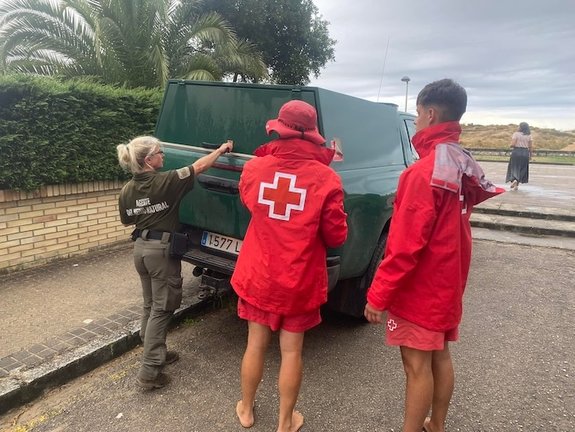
xmin=155 ymin=80 xmax=416 ymax=317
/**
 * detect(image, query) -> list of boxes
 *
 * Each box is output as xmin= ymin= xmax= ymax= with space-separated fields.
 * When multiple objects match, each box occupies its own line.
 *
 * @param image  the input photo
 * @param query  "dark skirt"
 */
xmin=506 ymin=147 xmax=530 ymax=183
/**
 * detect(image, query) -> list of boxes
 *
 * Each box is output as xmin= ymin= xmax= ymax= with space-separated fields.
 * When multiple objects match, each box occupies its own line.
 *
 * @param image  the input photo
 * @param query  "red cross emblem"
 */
xmin=258 ymin=172 xmax=307 ymax=221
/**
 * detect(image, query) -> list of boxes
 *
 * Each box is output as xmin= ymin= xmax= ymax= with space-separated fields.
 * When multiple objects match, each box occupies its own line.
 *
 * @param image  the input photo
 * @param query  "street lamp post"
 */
xmin=401 ymin=76 xmax=410 ymax=112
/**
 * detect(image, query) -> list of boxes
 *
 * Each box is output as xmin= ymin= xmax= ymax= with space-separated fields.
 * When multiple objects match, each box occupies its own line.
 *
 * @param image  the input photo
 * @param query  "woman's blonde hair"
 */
xmin=116 ymin=136 xmax=161 ymax=174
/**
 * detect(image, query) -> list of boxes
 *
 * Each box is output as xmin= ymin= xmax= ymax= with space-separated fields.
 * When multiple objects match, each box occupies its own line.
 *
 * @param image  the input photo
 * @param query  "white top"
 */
xmin=512 ymin=132 xmax=532 ymax=149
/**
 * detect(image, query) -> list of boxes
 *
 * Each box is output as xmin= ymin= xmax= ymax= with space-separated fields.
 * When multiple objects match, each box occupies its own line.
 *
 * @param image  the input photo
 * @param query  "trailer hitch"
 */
xmin=197 ymin=271 xmax=232 ymax=300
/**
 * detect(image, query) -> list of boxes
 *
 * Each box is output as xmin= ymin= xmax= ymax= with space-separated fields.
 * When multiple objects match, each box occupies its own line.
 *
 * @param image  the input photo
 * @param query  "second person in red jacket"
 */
xmin=231 ymin=100 xmax=348 ymax=432
xmin=364 ymin=79 xmax=504 ymax=432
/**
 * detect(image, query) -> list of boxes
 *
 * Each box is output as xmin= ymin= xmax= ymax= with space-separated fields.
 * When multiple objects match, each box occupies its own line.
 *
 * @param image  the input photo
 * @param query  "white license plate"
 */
xmin=201 ymin=231 xmax=242 ymax=255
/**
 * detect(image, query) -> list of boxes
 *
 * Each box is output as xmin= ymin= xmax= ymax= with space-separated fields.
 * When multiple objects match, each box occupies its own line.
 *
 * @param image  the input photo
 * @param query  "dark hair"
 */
xmin=518 ymin=122 xmax=531 ymax=135
xmin=416 ymin=78 xmax=467 ymax=121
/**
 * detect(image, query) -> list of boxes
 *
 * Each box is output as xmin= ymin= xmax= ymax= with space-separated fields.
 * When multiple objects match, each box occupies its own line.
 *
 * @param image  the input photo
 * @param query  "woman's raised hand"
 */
xmin=219 ymin=140 xmax=233 ymax=155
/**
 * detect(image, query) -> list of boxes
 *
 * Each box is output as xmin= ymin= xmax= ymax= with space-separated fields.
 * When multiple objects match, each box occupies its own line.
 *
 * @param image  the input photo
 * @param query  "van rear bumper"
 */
xmin=183 ymin=248 xmax=341 ymax=292
xmin=183 ymin=248 xmax=236 ymax=275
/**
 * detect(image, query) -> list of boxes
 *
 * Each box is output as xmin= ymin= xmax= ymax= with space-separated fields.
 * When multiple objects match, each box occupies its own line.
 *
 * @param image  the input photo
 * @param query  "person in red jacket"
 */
xmin=232 ymin=100 xmax=348 ymax=432
xmin=364 ymin=79 xmax=504 ymax=432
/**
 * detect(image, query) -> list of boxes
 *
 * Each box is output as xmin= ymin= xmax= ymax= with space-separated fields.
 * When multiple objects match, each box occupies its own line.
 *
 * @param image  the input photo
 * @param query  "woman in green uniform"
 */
xmin=117 ymin=136 xmax=233 ymax=390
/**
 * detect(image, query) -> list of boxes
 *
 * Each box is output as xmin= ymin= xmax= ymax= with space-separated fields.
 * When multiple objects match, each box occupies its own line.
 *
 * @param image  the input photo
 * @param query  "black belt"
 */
xmin=132 ymin=228 xmax=171 ymax=241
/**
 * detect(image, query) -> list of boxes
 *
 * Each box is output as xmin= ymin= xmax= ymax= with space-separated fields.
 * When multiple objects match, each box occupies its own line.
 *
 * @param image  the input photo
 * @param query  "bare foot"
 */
xmin=423 ymin=416 xmax=444 ymax=432
xmin=290 ymin=410 xmax=304 ymax=432
xmin=236 ymin=400 xmax=254 ymax=428
xmin=277 ymin=410 xmax=304 ymax=432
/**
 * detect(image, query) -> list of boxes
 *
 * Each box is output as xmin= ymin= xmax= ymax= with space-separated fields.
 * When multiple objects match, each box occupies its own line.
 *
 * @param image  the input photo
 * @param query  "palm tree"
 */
xmin=0 ymin=0 xmax=267 ymax=87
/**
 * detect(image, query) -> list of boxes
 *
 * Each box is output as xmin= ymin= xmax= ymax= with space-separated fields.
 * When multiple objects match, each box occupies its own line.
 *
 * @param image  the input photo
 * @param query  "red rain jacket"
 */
xmin=231 ymin=138 xmax=348 ymax=315
xmin=367 ymin=122 xmax=504 ymax=331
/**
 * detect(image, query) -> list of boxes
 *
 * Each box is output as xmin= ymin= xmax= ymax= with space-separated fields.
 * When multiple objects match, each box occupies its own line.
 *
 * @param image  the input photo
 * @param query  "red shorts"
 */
xmin=385 ymin=312 xmax=459 ymax=351
xmin=237 ymin=298 xmax=321 ymax=333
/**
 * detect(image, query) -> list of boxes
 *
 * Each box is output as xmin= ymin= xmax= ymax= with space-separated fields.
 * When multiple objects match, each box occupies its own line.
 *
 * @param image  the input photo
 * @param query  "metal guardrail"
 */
xmin=466 ymin=148 xmax=575 ymax=157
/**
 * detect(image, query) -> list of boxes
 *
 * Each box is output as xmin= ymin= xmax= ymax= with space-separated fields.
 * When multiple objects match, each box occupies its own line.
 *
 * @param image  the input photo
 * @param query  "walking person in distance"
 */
xmin=506 ymin=122 xmax=533 ymax=190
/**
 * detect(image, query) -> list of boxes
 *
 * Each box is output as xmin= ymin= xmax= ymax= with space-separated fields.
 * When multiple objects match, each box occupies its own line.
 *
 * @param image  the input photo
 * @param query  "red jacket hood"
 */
xmin=254 ymin=138 xmax=335 ymax=166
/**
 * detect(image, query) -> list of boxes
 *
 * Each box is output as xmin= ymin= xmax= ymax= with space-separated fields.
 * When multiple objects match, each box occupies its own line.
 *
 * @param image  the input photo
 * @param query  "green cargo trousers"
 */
xmin=133 ymin=237 xmax=183 ymax=380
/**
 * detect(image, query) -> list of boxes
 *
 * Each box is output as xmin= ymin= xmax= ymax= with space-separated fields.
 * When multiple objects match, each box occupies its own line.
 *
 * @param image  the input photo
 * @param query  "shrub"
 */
xmin=0 ymin=74 xmax=162 ymax=190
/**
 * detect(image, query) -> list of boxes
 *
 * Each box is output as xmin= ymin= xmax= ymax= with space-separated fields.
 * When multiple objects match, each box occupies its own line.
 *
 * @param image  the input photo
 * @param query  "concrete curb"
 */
xmin=472 ymin=202 xmax=575 ymax=238
xmin=0 ymin=289 xmax=216 ymax=416
xmin=475 ymin=202 xmax=575 ymax=222
xmin=0 ymin=324 xmax=141 ymax=415
xmin=470 ymin=214 xmax=575 ymax=238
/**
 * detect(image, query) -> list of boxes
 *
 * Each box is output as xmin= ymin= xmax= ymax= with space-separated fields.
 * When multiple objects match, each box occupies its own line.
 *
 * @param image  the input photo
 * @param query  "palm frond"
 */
xmin=5 ymin=48 xmax=82 ymax=75
xmin=186 ymin=12 xmax=236 ymax=49
xmin=0 ymin=0 xmax=266 ymax=87
xmin=176 ymin=52 xmax=221 ymax=81
xmin=0 ymin=0 xmax=97 ymax=72
xmin=215 ymin=39 xmax=268 ymax=81
xmin=183 ymin=69 xmax=218 ymax=81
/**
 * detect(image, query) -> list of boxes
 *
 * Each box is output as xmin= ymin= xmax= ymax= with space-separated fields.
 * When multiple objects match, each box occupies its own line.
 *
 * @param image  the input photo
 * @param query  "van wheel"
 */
xmin=327 ymin=231 xmax=388 ymax=318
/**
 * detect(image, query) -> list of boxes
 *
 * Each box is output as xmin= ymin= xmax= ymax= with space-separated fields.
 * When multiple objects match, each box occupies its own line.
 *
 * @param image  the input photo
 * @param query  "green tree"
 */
xmin=197 ymin=0 xmax=336 ymax=85
xmin=0 ymin=0 xmax=267 ymax=87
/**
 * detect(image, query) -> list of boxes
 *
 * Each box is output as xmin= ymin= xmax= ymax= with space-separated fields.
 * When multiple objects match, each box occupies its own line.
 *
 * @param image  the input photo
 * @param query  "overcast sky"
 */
xmin=308 ymin=0 xmax=575 ymax=131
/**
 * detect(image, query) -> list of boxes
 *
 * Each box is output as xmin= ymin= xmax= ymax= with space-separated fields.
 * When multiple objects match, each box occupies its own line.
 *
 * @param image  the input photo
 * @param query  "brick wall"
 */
xmin=0 ymin=181 xmax=132 ymax=274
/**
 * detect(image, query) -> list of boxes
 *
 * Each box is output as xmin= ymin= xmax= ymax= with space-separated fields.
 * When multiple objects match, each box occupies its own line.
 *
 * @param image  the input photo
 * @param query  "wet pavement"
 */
xmin=477 ymin=161 xmax=575 ymax=210
xmin=472 ymin=161 xmax=575 ymax=246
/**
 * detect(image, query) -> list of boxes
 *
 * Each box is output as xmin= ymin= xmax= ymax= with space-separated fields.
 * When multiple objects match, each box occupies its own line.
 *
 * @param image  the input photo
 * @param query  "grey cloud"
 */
xmin=310 ymin=0 xmax=575 ymax=130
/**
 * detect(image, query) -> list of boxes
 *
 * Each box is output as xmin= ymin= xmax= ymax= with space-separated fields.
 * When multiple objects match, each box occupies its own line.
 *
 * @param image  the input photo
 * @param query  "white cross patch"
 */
xmin=258 ymin=172 xmax=307 ymax=221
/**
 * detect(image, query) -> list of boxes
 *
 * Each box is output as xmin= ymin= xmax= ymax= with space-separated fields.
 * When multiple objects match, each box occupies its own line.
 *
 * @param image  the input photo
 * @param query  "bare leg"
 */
xmin=237 ymin=321 xmax=272 ymax=428
xmin=425 ymin=343 xmax=454 ymax=432
xmin=277 ymin=330 xmax=305 ymax=432
xmin=400 ymin=346 xmax=433 ymax=432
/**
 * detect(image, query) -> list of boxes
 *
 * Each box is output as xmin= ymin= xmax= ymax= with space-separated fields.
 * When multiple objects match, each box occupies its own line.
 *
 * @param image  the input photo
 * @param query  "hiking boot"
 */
xmin=137 ymin=372 xmax=171 ymax=390
xmin=165 ymin=351 xmax=180 ymax=365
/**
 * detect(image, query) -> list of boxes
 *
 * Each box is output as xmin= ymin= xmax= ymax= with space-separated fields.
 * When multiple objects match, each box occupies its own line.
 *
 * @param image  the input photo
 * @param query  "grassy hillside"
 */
xmin=461 ymin=124 xmax=575 ymax=150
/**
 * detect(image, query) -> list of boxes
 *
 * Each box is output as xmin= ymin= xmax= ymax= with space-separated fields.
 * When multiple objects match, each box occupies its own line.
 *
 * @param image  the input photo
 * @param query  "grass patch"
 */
xmin=474 ymin=155 xmax=575 ymax=165
xmin=182 ymin=316 xmax=199 ymax=326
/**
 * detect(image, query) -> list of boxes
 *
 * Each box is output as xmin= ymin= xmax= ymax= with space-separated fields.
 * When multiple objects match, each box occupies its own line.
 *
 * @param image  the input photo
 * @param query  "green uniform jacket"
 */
xmin=118 ymin=166 xmax=195 ymax=233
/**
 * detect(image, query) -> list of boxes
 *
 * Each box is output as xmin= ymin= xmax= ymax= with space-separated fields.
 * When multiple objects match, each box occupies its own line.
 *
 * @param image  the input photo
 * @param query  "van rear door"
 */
xmin=155 ymin=80 xmax=318 ymax=243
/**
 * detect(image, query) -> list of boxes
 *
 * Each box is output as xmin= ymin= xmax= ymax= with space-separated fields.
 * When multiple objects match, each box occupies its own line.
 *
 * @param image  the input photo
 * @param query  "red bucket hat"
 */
xmin=265 ymin=100 xmax=326 ymax=145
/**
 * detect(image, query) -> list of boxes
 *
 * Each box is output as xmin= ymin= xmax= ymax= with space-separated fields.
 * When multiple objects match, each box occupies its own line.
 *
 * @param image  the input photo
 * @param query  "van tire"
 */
xmin=357 ymin=230 xmax=388 ymax=316
xmin=363 ymin=230 xmax=388 ymax=291
xmin=327 ymin=231 xmax=388 ymax=318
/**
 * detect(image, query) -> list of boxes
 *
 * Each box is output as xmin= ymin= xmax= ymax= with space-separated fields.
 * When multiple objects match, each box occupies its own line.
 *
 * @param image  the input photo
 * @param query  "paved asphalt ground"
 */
xmin=0 ymin=161 xmax=573 ymax=431
xmin=0 ymin=240 xmax=573 ymax=432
